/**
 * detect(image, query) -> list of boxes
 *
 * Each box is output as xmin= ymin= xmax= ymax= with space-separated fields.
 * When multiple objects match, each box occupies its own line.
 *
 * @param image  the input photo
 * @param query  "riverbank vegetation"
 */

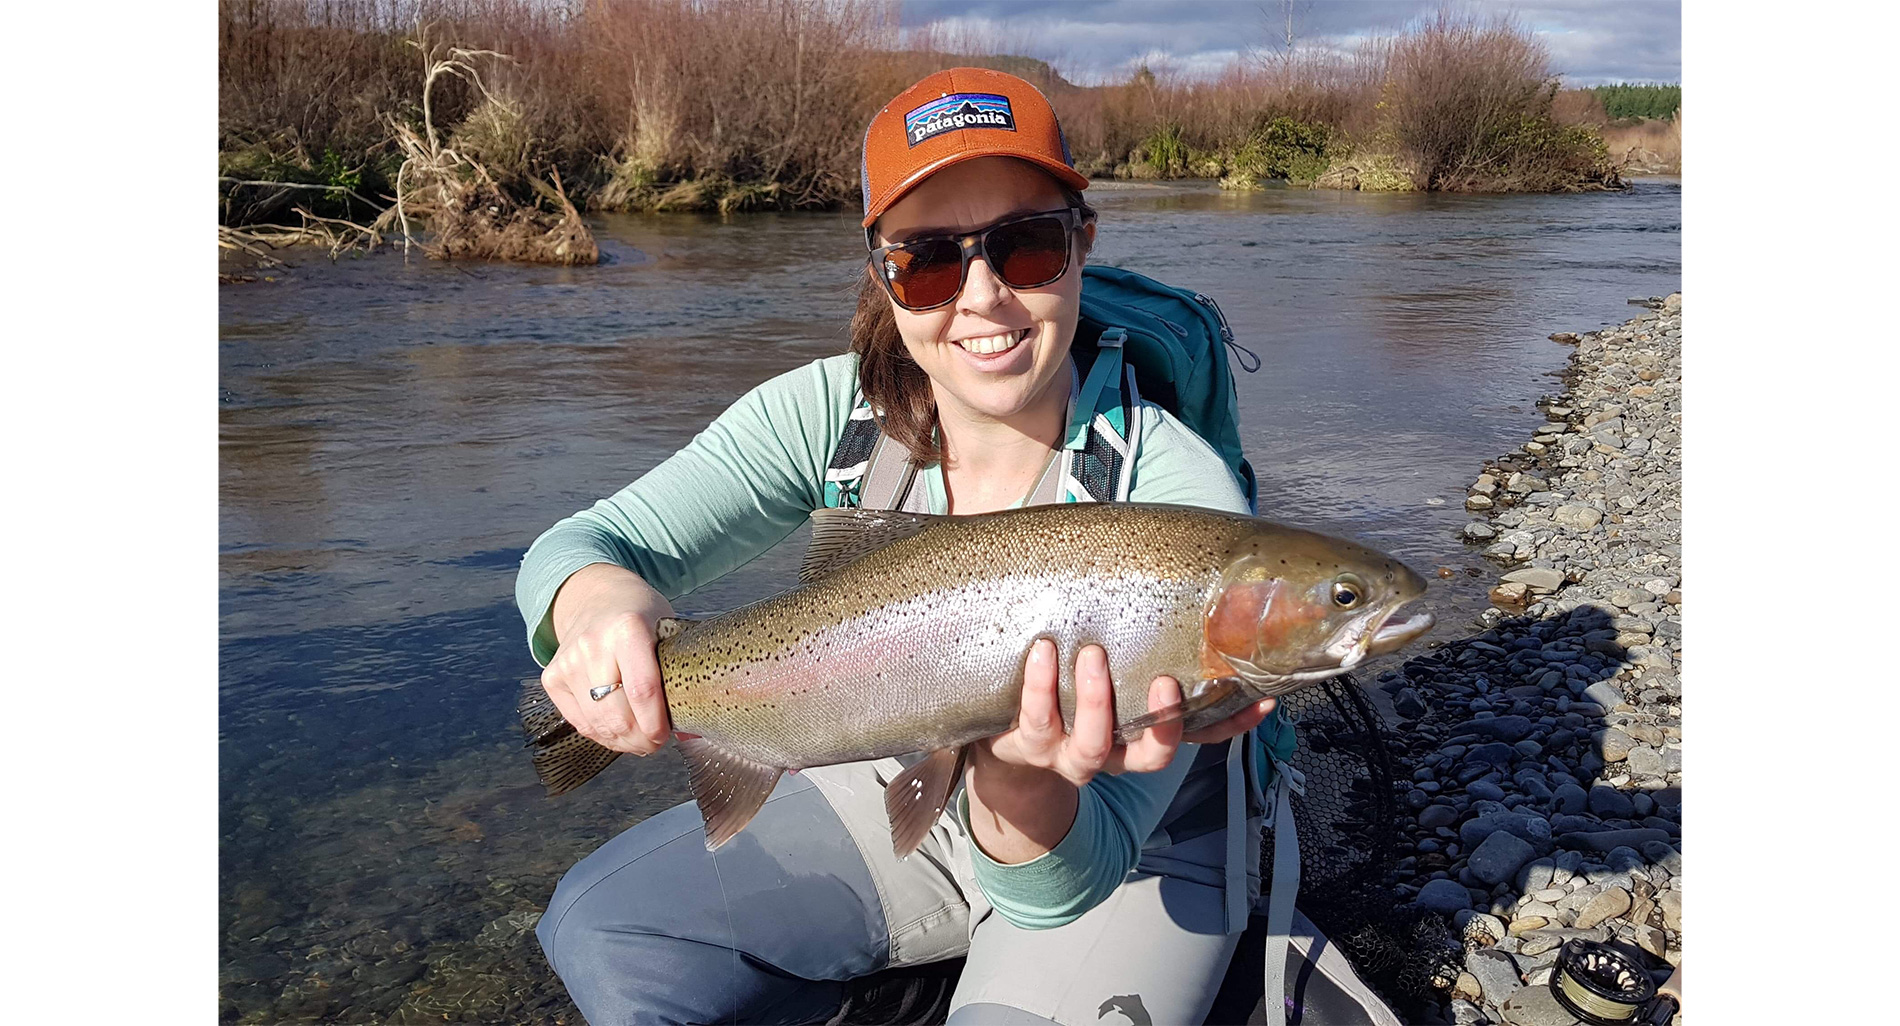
xmin=219 ymin=0 xmax=1662 ymax=257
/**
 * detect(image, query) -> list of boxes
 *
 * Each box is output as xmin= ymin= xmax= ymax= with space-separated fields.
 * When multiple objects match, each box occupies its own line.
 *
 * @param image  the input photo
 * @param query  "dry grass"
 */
xmin=219 ymin=0 xmax=1635 ymax=218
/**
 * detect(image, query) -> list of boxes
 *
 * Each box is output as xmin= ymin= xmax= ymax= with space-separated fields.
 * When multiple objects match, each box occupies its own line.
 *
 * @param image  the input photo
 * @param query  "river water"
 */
xmin=218 ymin=179 xmax=1680 ymax=1022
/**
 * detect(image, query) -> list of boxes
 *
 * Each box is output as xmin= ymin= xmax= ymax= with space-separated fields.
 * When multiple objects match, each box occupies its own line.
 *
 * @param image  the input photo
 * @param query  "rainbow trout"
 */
xmin=518 ymin=503 xmax=1434 ymax=856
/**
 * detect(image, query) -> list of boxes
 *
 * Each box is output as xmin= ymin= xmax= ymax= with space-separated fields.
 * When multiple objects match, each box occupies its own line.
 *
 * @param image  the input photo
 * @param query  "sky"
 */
xmin=896 ymin=0 xmax=1681 ymax=87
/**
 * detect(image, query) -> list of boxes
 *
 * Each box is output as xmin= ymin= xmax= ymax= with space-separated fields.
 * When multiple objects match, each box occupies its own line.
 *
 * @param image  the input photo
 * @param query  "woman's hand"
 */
xmin=981 ymin=639 xmax=1185 ymax=786
xmin=539 ymin=563 xmax=677 ymax=756
xmin=965 ymin=639 xmax=1277 ymax=863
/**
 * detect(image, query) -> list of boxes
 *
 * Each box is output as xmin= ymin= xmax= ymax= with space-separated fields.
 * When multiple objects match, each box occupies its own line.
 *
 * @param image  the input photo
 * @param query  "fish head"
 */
xmin=1200 ymin=523 xmax=1435 ymax=692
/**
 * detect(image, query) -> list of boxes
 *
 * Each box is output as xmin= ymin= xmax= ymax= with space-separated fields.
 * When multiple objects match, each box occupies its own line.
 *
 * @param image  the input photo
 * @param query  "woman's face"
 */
xmin=872 ymin=156 xmax=1096 ymax=431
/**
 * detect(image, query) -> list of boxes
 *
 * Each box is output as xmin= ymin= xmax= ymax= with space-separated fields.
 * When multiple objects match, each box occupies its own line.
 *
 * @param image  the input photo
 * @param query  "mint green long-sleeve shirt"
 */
xmin=516 ymin=352 xmax=1250 ymax=928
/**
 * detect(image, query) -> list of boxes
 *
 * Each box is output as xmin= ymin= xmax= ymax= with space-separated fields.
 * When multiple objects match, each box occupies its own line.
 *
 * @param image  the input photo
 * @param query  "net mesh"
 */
xmin=1279 ymin=674 xmax=1461 ymax=1019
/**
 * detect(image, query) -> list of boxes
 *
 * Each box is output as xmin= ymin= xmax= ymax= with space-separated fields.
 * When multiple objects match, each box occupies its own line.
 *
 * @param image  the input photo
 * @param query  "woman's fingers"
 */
xmin=1060 ymin=645 xmax=1116 ymax=780
xmin=1113 ymin=676 xmax=1184 ymax=774
xmin=1180 ymin=697 xmax=1277 ymax=745
xmin=1014 ymin=638 xmax=1063 ymax=748
xmin=615 ymin=646 xmax=671 ymax=754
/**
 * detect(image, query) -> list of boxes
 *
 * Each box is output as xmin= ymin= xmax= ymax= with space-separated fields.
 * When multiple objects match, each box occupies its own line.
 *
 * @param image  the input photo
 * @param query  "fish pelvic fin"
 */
xmin=800 ymin=508 xmax=942 ymax=582
xmin=517 ymin=679 xmax=621 ymax=797
xmin=678 ymin=737 xmax=786 ymax=851
xmin=1114 ymin=677 xmax=1244 ymax=743
xmin=884 ymin=746 xmax=969 ymax=859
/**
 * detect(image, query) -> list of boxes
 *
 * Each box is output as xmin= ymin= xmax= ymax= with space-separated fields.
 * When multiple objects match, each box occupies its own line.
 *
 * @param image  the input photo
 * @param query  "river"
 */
xmin=217 ymin=178 xmax=1680 ymax=1023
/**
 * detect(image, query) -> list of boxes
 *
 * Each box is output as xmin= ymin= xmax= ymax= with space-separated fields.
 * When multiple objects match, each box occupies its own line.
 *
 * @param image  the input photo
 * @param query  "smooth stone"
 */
xmin=1501 ymin=567 xmax=1566 ymax=593
xmin=1467 ymin=743 xmax=1517 ymax=767
xmin=1416 ymin=878 xmax=1474 ymax=913
xmin=1461 ymin=812 xmax=1553 ymax=850
xmin=1557 ymin=828 xmax=1672 ymax=852
xmin=1659 ymin=891 xmax=1682 ymax=931
xmin=1553 ymin=505 xmax=1603 ymax=531
xmin=1465 ymin=522 xmax=1498 ymax=540
xmin=1470 ymin=831 xmax=1538 ymax=886
xmin=1625 ymin=747 xmax=1664 ymax=778
xmin=1395 ymin=688 xmax=1428 ymax=720
xmin=1471 ymin=715 xmax=1535 ymax=742
xmin=1573 ymin=886 xmax=1632 ymax=930
xmin=1515 ymin=858 xmax=1557 ymax=894
xmin=1419 ymin=805 xmax=1459 ymax=830
xmin=1468 ymin=779 xmax=1507 ymax=802
xmin=1551 ymin=783 xmax=1588 ymax=815
xmin=1582 ymin=681 xmax=1624 ymax=709
xmin=1588 ymin=787 xmax=1635 ymax=818
xmin=1466 ymin=948 xmax=1525 ymax=1006
xmin=1595 ymin=728 xmax=1635 ymax=762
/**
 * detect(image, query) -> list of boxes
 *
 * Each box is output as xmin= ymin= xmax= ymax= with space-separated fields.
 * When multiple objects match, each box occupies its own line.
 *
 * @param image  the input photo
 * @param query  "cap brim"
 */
xmin=861 ymin=151 xmax=1091 ymax=230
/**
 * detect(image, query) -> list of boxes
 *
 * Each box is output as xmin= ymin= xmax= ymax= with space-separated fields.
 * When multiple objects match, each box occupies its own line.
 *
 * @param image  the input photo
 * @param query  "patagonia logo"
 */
xmin=904 ymin=92 xmax=1015 ymax=147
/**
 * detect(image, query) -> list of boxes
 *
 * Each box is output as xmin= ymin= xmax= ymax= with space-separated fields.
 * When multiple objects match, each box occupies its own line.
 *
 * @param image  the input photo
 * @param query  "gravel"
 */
xmin=1393 ymin=296 xmax=1683 ymax=1025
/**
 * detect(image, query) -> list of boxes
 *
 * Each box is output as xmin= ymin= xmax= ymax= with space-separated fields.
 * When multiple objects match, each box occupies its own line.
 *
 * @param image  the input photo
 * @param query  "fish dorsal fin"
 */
xmin=800 ymin=508 xmax=941 ymax=583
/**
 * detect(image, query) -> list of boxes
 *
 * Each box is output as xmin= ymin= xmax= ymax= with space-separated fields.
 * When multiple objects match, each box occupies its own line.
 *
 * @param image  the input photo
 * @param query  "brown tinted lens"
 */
xmin=987 ymin=217 xmax=1069 ymax=288
xmin=883 ymin=239 xmax=963 ymax=309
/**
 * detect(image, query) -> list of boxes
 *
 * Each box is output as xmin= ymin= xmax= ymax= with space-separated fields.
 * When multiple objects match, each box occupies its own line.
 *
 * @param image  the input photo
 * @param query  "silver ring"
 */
xmin=588 ymin=682 xmax=624 ymax=702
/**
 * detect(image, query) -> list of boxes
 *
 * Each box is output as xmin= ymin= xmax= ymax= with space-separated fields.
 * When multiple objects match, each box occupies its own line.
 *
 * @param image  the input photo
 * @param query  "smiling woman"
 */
xmin=516 ymin=67 xmax=1310 ymax=1026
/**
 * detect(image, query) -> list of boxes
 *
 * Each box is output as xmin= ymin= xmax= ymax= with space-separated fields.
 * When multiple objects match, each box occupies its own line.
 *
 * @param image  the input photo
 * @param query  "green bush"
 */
xmin=1225 ymin=115 xmax=1333 ymax=186
xmin=1592 ymin=83 xmax=1681 ymax=121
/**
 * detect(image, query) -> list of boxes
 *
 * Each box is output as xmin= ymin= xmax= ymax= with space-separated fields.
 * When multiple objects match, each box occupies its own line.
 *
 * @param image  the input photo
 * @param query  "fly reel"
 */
xmin=1549 ymin=940 xmax=1660 ymax=1024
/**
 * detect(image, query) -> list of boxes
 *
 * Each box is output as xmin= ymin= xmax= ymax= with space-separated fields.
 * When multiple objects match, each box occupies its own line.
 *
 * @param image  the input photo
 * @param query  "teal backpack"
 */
xmin=823 ymin=265 xmax=1260 ymax=512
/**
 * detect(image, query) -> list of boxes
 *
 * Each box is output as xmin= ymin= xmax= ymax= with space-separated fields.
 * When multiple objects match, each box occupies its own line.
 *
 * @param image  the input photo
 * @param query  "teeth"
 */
xmin=957 ymin=329 xmax=1025 ymax=355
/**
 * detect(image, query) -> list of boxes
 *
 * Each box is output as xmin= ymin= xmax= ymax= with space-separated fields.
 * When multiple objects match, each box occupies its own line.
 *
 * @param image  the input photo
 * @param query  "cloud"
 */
xmin=898 ymin=0 xmax=1681 ymax=86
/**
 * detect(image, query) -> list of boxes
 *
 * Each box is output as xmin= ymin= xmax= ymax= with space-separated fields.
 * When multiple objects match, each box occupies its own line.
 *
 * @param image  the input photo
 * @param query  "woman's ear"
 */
xmin=1078 ymin=219 xmax=1097 ymax=262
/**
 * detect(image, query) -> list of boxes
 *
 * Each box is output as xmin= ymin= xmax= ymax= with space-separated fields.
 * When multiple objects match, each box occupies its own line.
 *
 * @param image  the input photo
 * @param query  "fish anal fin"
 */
xmin=801 ymin=508 xmax=941 ymax=582
xmin=884 ymin=746 xmax=968 ymax=859
xmin=654 ymin=616 xmax=697 ymax=641
xmin=678 ymin=737 xmax=786 ymax=851
xmin=1115 ymin=678 xmax=1244 ymax=743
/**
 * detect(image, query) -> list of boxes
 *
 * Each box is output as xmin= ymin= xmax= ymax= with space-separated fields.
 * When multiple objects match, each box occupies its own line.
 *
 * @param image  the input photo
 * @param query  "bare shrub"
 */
xmin=1374 ymin=11 xmax=1618 ymax=191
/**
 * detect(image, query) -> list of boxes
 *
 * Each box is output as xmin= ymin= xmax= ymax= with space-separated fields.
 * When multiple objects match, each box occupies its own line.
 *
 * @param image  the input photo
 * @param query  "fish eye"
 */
xmin=1332 ymin=575 xmax=1365 ymax=608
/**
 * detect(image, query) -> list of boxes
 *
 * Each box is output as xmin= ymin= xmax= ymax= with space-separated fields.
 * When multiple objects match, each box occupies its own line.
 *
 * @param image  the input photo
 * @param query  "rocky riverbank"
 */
xmin=1377 ymin=296 xmax=1684 ymax=1026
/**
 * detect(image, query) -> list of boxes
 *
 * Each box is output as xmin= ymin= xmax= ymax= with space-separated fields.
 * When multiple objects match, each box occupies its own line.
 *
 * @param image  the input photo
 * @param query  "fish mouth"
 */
xmin=1366 ymin=604 xmax=1435 ymax=656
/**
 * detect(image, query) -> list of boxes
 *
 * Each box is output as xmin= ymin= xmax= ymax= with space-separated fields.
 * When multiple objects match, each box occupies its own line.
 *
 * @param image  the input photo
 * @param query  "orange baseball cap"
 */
xmin=860 ymin=67 xmax=1090 ymax=233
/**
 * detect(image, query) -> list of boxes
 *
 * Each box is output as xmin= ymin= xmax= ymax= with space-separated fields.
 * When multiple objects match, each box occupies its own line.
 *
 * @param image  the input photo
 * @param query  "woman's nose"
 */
xmin=958 ymin=250 xmax=1012 ymax=314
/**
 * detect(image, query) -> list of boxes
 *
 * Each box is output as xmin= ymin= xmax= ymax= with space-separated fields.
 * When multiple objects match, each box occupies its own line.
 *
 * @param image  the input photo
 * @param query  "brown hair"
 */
xmin=849 ymin=187 xmax=1097 ymax=467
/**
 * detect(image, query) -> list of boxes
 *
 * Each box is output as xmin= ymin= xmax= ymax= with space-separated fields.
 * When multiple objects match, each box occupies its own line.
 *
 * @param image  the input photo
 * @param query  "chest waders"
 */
xmin=822 ymin=329 xmax=1313 ymax=1026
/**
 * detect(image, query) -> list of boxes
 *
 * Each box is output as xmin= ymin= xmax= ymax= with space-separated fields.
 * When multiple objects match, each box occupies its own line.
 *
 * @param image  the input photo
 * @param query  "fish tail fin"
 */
xmin=517 ymin=678 xmax=621 ymax=796
xmin=884 ymin=746 xmax=969 ymax=859
xmin=678 ymin=736 xmax=785 ymax=851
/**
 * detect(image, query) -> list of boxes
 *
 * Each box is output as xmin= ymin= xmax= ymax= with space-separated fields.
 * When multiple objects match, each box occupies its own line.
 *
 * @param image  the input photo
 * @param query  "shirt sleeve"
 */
xmin=958 ymin=400 xmax=1255 ymax=929
xmin=514 ymin=354 xmax=860 ymax=666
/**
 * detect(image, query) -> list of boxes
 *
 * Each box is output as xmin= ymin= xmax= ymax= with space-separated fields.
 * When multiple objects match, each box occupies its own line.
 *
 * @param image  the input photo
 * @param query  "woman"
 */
xmin=517 ymin=68 xmax=1276 ymax=1025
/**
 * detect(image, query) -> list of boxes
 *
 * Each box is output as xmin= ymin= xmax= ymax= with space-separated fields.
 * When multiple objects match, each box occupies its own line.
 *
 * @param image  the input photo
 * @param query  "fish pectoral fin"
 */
xmin=518 ymin=678 xmax=621 ymax=796
xmin=800 ymin=508 xmax=943 ymax=582
xmin=1114 ymin=677 xmax=1244 ymax=743
xmin=883 ymin=746 xmax=968 ymax=859
xmin=654 ymin=616 xmax=698 ymax=641
xmin=678 ymin=737 xmax=786 ymax=851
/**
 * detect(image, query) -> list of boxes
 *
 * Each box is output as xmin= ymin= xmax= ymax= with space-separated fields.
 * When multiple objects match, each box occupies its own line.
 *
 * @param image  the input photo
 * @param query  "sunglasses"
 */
xmin=867 ymin=207 xmax=1088 ymax=312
